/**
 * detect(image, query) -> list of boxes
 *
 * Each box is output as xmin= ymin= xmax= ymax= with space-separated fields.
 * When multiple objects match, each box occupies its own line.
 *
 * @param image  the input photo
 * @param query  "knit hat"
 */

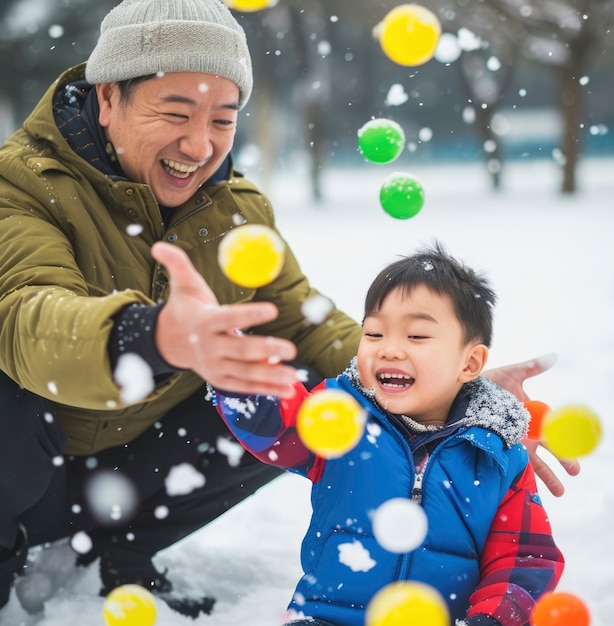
xmin=85 ymin=0 xmax=253 ymax=108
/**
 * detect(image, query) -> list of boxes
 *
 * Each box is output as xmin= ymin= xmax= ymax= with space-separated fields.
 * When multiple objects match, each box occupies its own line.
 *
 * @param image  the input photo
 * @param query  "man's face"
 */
xmin=97 ymin=72 xmax=240 ymax=208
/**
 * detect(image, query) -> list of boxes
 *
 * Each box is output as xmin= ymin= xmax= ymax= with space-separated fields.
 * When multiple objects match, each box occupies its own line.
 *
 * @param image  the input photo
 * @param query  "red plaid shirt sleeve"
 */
xmin=466 ymin=463 xmax=565 ymax=625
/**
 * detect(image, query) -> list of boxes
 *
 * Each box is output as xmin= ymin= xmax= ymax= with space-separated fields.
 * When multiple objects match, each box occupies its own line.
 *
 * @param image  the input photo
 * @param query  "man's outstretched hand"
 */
xmin=483 ymin=354 xmax=581 ymax=497
xmin=152 ymin=242 xmax=298 ymax=398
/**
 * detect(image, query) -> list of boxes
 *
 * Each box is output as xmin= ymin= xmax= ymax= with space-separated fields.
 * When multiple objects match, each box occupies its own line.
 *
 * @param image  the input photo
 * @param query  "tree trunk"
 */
xmin=476 ymin=105 xmax=503 ymax=191
xmin=559 ymin=61 xmax=582 ymax=194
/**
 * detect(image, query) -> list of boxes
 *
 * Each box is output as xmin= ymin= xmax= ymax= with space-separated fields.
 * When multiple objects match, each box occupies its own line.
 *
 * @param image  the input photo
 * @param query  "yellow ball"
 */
xmin=223 ymin=0 xmax=273 ymax=12
xmin=366 ymin=581 xmax=449 ymax=626
xmin=378 ymin=4 xmax=442 ymax=67
xmin=542 ymin=404 xmax=602 ymax=459
xmin=296 ymin=389 xmax=367 ymax=458
xmin=218 ymin=224 xmax=285 ymax=288
xmin=103 ymin=585 xmax=157 ymax=626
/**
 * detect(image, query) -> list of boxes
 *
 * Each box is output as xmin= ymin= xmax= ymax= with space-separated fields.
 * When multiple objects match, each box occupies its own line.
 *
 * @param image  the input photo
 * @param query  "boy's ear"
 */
xmin=459 ymin=344 xmax=489 ymax=383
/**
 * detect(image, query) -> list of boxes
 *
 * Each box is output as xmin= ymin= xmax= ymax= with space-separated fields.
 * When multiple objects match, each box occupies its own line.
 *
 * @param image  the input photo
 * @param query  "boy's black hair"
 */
xmin=363 ymin=241 xmax=497 ymax=347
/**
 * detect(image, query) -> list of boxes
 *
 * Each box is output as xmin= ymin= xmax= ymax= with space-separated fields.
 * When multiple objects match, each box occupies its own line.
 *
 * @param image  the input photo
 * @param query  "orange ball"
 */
xmin=524 ymin=400 xmax=552 ymax=440
xmin=531 ymin=591 xmax=590 ymax=626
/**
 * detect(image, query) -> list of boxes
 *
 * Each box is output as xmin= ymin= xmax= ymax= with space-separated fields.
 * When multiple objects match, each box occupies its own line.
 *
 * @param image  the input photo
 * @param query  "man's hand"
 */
xmin=483 ymin=353 xmax=581 ymax=497
xmin=151 ymin=242 xmax=298 ymax=397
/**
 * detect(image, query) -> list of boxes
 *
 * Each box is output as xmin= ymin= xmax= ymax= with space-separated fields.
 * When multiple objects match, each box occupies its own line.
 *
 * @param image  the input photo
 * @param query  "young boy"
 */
xmin=210 ymin=242 xmax=564 ymax=626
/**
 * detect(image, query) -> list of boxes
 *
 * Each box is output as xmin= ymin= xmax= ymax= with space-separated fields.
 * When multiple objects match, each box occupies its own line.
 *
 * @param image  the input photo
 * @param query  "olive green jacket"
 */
xmin=0 ymin=65 xmax=361 ymax=455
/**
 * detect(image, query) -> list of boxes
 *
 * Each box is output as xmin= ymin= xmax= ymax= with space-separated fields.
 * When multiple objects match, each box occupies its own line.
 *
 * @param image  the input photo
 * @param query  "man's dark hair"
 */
xmin=363 ymin=240 xmax=497 ymax=347
xmin=116 ymin=75 xmax=157 ymax=102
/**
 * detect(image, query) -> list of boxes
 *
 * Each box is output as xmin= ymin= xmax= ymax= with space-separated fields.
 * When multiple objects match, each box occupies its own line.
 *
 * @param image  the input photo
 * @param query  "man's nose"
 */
xmin=179 ymin=123 xmax=212 ymax=163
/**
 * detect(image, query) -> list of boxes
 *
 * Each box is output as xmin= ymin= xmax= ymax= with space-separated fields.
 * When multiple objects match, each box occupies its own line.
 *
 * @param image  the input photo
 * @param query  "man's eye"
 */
xmin=163 ymin=112 xmax=188 ymax=120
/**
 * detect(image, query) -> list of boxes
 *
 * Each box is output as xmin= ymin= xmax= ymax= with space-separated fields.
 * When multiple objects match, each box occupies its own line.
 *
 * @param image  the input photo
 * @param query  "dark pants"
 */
xmin=0 ymin=370 xmax=282 ymax=561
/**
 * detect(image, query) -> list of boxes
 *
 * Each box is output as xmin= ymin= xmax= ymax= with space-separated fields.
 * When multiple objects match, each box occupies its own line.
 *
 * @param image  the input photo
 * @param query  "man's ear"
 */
xmin=459 ymin=344 xmax=489 ymax=383
xmin=96 ymin=82 xmax=117 ymax=128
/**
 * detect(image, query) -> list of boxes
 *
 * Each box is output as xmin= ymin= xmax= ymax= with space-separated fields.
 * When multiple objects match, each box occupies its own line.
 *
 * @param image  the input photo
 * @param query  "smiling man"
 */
xmin=0 ymin=0 xmax=578 ymax=619
xmin=0 ymin=0 xmax=362 ymax=617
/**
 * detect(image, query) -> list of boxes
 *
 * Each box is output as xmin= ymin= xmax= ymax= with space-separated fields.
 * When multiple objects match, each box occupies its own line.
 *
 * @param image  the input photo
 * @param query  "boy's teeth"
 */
xmin=378 ymin=372 xmax=414 ymax=387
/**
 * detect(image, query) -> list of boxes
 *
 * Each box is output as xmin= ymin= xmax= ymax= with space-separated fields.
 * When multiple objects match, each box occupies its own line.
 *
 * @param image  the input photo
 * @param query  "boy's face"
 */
xmin=357 ymin=285 xmax=486 ymax=425
xmin=97 ymin=71 xmax=240 ymax=208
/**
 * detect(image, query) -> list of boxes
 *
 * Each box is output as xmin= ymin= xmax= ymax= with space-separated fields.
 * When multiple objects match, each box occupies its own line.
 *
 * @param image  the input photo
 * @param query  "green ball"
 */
xmin=357 ymin=118 xmax=406 ymax=164
xmin=379 ymin=172 xmax=425 ymax=219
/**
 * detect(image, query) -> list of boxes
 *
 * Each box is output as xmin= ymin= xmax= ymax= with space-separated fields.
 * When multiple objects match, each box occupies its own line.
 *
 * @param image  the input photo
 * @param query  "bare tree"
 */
xmin=432 ymin=0 xmax=614 ymax=193
xmin=0 ymin=0 xmax=114 ymax=141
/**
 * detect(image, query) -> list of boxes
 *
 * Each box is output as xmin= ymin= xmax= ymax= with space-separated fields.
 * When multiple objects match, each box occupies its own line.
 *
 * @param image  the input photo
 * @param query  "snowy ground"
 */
xmin=2 ymin=157 xmax=613 ymax=626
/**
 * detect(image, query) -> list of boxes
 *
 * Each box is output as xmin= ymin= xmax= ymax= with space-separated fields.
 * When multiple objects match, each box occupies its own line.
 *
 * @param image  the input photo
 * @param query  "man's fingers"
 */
xmin=559 ymin=457 xmax=581 ymax=477
xmin=213 ymin=362 xmax=299 ymax=398
xmin=533 ymin=455 xmax=566 ymax=497
xmin=207 ymin=302 xmax=282 ymax=334
xmin=519 ymin=353 xmax=558 ymax=380
xmin=205 ymin=332 xmax=297 ymax=367
xmin=524 ymin=437 xmax=581 ymax=498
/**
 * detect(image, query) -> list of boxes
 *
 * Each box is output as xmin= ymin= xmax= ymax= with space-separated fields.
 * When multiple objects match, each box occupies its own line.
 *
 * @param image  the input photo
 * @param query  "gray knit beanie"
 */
xmin=85 ymin=0 xmax=253 ymax=108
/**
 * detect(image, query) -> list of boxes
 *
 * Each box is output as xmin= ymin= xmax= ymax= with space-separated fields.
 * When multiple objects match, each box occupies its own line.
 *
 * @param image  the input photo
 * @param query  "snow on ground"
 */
xmin=2 ymin=157 xmax=613 ymax=626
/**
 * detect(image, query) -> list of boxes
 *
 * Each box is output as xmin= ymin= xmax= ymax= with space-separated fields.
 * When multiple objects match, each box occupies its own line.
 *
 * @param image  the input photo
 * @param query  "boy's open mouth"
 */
xmin=377 ymin=372 xmax=415 ymax=389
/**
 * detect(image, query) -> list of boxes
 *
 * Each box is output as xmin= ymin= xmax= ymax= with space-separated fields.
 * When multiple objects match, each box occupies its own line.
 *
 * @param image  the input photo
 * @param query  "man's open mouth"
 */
xmin=162 ymin=159 xmax=199 ymax=179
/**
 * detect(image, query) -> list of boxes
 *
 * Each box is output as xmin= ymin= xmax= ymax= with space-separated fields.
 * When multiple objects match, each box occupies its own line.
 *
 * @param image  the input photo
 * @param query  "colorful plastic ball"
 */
xmin=377 ymin=4 xmax=442 ymax=67
xmin=379 ymin=172 xmax=425 ymax=219
xmin=103 ymin=584 xmax=157 ymax=626
xmin=541 ymin=404 xmax=602 ymax=459
xmin=530 ymin=591 xmax=590 ymax=626
xmin=366 ymin=581 xmax=449 ymax=626
xmin=296 ymin=389 xmax=367 ymax=458
xmin=218 ymin=224 xmax=285 ymax=288
xmin=223 ymin=0 xmax=274 ymax=12
xmin=358 ymin=118 xmax=406 ymax=164
xmin=524 ymin=400 xmax=552 ymax=440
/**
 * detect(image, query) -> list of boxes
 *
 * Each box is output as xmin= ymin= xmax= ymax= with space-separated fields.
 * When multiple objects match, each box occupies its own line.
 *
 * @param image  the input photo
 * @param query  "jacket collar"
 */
xmin=53 ymin=79 xmax=125 ymax=180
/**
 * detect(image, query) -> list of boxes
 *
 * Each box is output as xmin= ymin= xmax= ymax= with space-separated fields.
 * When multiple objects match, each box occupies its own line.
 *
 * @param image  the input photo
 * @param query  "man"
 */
xmin=0 ymin=0 xmax=578 ymax=617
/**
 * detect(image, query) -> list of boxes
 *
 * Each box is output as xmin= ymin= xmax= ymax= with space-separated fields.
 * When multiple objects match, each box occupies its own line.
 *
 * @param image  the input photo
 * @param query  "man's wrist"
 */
xmin=109 ymin=303 xmax=182 ymax=379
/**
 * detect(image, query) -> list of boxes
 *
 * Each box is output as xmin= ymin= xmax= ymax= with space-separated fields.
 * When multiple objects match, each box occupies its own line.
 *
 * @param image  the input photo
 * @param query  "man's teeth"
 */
xmin=163 ymin=159 xmax=198 ymax=179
